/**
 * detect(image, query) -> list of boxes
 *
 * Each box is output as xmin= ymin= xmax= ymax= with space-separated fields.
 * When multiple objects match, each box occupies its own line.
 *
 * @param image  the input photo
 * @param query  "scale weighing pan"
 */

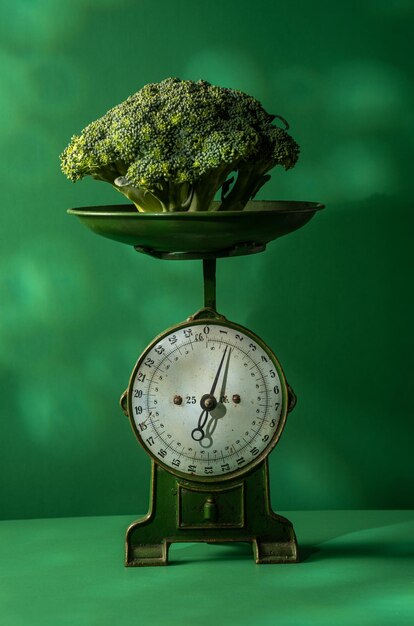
xmin=68 ymin=200 xmax=324 ymax=260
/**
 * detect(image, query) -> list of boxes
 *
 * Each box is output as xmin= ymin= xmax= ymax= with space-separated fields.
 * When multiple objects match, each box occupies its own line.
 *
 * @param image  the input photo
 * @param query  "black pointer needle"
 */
xmin=218 ymin=348 xmax=232 ymax=402
xmin=191 ymin=345 xmax=228 ymax=441
xmin=208 ymin=345 xmax=228 ymax=398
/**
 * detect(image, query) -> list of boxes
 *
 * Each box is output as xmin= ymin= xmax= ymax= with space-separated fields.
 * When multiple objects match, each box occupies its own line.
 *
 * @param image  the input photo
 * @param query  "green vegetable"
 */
xmin=60 ymin=78 xmax=299 ymax=212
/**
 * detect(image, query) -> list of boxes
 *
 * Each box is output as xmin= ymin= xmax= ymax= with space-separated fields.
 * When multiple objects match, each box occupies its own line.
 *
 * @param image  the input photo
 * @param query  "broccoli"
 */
xmin=60 ymin=78 xmax=299 ymax=212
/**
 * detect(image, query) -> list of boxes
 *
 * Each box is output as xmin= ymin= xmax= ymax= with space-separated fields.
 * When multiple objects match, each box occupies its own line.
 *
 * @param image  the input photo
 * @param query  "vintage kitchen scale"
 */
xmin=69 ymin=199 xmax=323 ymax=565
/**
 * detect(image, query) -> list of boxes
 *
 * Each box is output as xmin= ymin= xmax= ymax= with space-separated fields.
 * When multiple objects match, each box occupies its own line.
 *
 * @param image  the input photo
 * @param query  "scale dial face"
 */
xmin=127 ymin=318 xmax=288 ymax=482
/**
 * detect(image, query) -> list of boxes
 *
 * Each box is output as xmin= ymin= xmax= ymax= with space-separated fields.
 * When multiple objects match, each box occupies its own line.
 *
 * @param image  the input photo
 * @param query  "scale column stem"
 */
xmin=203 ymin=258 xmax=217 ymax=311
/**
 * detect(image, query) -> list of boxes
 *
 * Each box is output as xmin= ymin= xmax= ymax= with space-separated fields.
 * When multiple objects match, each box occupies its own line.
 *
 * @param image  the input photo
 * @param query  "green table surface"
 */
xmin=1 ymin=511 xmax=413 ymax=626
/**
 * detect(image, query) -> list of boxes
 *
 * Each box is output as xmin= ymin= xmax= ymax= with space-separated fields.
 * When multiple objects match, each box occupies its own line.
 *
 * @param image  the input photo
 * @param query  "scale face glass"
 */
xmin=127 ymin=317 xmax=288 ymax=481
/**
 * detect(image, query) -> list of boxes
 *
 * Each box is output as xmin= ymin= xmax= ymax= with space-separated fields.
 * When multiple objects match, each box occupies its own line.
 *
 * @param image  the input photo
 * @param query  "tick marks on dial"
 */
xmin=153 ymin=431 xmax=165 ymax=440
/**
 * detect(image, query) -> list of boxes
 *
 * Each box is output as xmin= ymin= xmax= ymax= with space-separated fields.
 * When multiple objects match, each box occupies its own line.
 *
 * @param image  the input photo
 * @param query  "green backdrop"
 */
xmin=1 ymin=0 xmax=413 ymax=520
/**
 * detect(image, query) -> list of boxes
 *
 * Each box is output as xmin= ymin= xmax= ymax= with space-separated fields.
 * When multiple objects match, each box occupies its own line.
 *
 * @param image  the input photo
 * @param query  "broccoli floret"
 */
xmin=60 ymin=78 xmax=299 ymax=212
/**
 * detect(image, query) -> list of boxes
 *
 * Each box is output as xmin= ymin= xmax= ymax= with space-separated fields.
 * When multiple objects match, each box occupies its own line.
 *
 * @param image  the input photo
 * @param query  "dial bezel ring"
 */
xmin=126 ymin=314 xmax=289 ymax=483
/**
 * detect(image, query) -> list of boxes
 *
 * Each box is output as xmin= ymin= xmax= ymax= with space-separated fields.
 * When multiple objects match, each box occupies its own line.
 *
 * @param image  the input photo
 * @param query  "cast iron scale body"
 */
xmin=69 ymin=200 xmax=323 ymax=566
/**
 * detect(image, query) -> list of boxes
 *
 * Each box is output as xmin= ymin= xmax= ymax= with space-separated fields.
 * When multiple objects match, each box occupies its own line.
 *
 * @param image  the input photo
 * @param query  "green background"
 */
xmin=1 ymin=0 xmax=413 ymax=520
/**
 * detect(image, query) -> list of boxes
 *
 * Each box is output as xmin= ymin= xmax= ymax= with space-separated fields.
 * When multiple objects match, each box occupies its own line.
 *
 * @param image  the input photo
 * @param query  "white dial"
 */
xmin=128 ymin=318 xmax=288 ymax=481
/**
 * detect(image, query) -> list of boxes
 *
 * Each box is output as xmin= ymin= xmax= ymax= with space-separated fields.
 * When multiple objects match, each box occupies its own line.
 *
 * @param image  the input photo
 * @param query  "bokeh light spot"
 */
xmin=0 ymin=51 xmax=32 ymax=129
xmin=0 ymin=0 xmax=81 ymax=48
xmin=326 ymin=61 xmax=412 ymax=131
xmin=0 ymin=239 xmax=95 ymax=348
xmin=28 ymin=54 xmax=85 ymax=116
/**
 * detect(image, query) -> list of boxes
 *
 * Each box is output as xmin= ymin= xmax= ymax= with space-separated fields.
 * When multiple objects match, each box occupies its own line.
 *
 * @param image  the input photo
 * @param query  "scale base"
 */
xmin=125 ymin=460 xmax=298 ymax=566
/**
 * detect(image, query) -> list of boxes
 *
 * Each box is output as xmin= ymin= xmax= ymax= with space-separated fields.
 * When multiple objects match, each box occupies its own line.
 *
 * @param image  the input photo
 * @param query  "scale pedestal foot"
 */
xmin=253 ymin=534 xmax=298 ymax=564
xmin=126 ymin=537 xmax=169 ymax=567
xmin=125 ymin=461 xmax=298 ymax=566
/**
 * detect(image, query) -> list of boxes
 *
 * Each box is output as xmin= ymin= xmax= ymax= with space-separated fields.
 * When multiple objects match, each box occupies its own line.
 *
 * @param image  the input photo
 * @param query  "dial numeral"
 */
xmin=134 ymin=389 xmax=142 ymax=398
xmin=138 ymin=421 xmax=146 ymax=431
xmin=144 ymin=358 xmax=154 ymax=368
xmin=137 ymin=372 xmax=146 ymax=382
xmin=186 ymin=396 xmax=196 ymax=404
xmin=157 ymin=449 xmax=167 ymax=458
xmin=135 ymin=406 xmax=143 ymax=415
xmin=172 ymin=459 xmax=181 ymax=467
xmin=250 ymin=447 xmax=260 ymax=456
xmin=154 ymin=345 xmax=164 ymax=355
xmin=187 ymin=464 xmax=197 ymax=473
xmin=221 ymin=463 xmax=230 ymax=472
xmin=236 ymin=457 xmax=245 ymax=466
xmin=146 ymin=436 xmax=154 ymax=446
xmin=204 ymin=466 xmax=213 ymax=474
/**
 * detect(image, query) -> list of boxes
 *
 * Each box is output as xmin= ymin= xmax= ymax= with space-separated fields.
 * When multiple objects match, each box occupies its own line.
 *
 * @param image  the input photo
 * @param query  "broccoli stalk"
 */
xmin=60 ymin=78 xmax=299 ymax=212
xmin=114 ymin=177 xmax=192 ymax=212
xmin=188 ymin=163 xmax=236 ymax=212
